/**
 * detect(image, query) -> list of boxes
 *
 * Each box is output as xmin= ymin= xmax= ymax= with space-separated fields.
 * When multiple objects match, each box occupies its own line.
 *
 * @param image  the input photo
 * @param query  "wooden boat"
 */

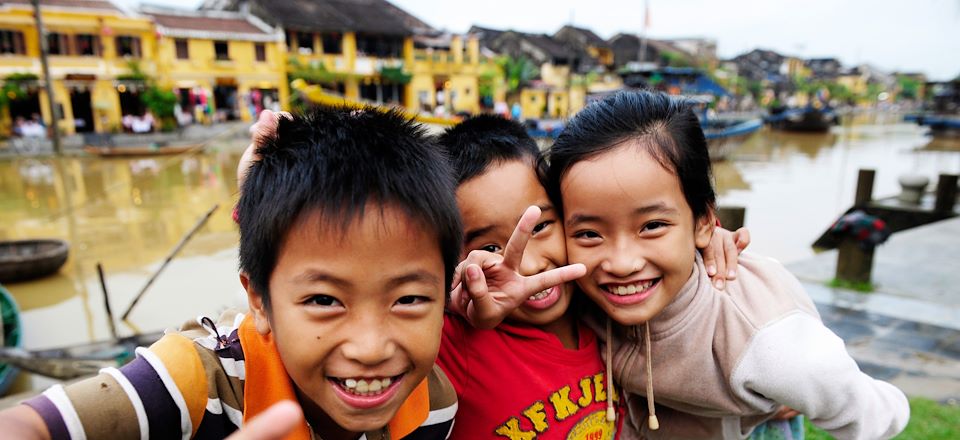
xmin=0 ymin=284 xmax=23 ymax=395
xmin=0 ymin=239 xmax=69 ymax=283
xmin=83 ymin=143 xmax=203 ymax=157
xmin=0 ymin=330 xmax=164 ymax=380
xmin=764 ymin=106 xmax=838 ymax=132
xmin=905 ymin=113 xmax=960 ymax=138
xmin=702 ymin=117 xmax=763 ymax=161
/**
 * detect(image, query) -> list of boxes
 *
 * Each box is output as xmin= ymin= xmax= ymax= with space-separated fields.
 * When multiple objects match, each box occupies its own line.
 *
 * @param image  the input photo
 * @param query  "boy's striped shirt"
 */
xmin=24 ymin=310 xmax=457 ymax=440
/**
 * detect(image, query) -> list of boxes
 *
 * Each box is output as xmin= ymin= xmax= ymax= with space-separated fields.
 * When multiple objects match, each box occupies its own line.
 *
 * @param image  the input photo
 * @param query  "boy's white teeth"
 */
xmin=608 ymin=280 xmax=655 ymax=295
xmin=340 ymin=377 xmax=393 ymax=395
xmin=528 ymin=287 xmax=551 ymax=301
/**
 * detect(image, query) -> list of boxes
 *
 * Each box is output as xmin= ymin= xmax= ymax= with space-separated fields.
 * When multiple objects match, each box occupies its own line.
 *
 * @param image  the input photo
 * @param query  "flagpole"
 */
xmin=638 ymin=0 xmax=649 ymax=65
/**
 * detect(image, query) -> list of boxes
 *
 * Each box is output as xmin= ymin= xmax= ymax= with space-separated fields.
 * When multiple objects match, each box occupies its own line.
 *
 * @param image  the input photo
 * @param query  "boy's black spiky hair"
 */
xmin=238 ymin=107 xmax=463 ymax=307
xmin=437 ymin=114 xmax=541 ymax=184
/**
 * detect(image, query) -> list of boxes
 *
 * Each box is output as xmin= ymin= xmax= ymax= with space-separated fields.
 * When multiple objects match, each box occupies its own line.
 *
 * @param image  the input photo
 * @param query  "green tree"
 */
xmin=896 ymin=75 xmax=921 ymax=100
xmin=496 ymin=55 xmax=539 ymax=99
xmin=0 ymin=73 xmax=38 ymax=107
xmin=121 ymin=61 xmax=178 ymax=131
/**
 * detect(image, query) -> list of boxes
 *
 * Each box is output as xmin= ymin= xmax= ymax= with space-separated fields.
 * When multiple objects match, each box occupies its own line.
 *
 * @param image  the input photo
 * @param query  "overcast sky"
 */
xmin=123 ymin=0 xmax=960 ymax=80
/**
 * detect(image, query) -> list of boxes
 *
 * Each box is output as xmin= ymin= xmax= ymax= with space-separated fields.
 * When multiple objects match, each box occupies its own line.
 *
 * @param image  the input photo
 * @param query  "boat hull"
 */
xmin=765 ymin=108 xmax=837 ymax=133
xmin=703 ymin=118 xmax=763 ymax=160
xmin=0 ymin=239 xmax=70 ymax=283
xmin=83 ymin=144 xmax=202 ymax=157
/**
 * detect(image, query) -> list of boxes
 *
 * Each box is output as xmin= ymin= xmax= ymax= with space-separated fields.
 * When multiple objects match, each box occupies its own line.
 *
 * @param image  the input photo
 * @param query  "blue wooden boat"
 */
xmin=702 ymin=117 xmax=763 ymax=160
xmin=0 ymin=284 xmax=23 ymax=395
xmin=764 ymin=105 xmax=838 ymax=132
xmin=905 ymin=113 xmax=960 ymax=137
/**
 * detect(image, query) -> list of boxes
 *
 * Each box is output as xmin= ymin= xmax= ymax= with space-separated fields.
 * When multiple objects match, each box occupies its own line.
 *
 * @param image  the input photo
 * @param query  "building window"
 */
xmin=175 ymin=39 xmax=189 ymax=59
xmin=47 ymin=32 xmax=70 ymax=55
xmin=74 ymin=34 xmax=99 ymax=56
xmin=214 ymin=41 xmax=229 ymax=60
xmin=254 ymin=43 xmax=266 ymax=62
xmin=356 ymin=34 xmax=402 ymax=58
xmin=294 ymin=31 xmax=313 ymax=54
xmin=116 ymin=35 xmax=141 ymax=58
xmin=321 ymin=33 xmax=341 ymax=54
xmin=0 ymin=29 xmax=25 ymax=55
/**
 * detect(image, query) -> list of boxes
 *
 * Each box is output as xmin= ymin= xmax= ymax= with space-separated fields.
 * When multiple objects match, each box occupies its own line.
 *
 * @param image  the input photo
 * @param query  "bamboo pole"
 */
xmin=96 ymin=263 xmax=117 ymax=340
xmin=121 ymin=204 xmax=219 ymax=320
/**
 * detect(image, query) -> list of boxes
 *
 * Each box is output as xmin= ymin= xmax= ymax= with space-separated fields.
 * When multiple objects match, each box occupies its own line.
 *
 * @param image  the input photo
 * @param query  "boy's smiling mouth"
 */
xmin=523 ymin=284 xmax=562 ymax=310
xmin=600 ymin=278 xmax=661 ymax=305
xmin=329 ymin=374 xmax=405 ymax=409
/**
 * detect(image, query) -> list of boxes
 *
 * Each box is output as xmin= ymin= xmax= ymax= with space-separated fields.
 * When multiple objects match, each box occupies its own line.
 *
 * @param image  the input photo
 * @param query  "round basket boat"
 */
xmin=0 ymin=283 xmax=23 ymax=395
xmin=0 ymin=239 xmax=70 ymax=283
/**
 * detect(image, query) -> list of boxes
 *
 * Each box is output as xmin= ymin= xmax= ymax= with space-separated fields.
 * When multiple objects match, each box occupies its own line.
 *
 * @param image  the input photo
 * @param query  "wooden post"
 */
xmin=934 ymin=174 xmax=958 ymax=214
xmin=836 ymin=239 xmax=874 ymax=285
xmin=717 ymin=206 xmax=746 ymax=231
xmin=854 ymin=169 xmax=875 ymax=206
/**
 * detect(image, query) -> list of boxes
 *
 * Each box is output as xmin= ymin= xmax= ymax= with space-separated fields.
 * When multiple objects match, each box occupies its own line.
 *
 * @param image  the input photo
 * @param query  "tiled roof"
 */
xmin=148 ymin=13 xmax=268 ymax=35
xmin=4 ymin=0 xmax=123 ymax=12
xmin=247 ymin=0 xmax=423 ymax=36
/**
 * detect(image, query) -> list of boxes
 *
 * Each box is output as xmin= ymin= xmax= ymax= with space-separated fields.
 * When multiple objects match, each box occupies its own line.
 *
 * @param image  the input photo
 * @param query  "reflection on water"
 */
xmin=716 ymin=113 xmax=960 ymax=264
xmin=1 ymin=144 xmax=248 ymax=363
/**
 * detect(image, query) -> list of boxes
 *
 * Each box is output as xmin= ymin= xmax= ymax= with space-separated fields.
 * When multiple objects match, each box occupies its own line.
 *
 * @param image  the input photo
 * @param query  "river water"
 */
xmin=1 ymin=113 xmax=958 ymax=393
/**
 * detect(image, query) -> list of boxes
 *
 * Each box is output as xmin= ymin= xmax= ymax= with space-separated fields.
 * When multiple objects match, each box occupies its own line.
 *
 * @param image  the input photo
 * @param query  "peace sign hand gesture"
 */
xmin=449 ymin=206 xmax=586 ymax=329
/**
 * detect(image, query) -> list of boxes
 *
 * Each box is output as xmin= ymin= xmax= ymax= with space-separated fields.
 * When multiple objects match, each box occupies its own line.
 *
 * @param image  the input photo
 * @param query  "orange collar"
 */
xmin=238 ymin=314 xmax=430 ymax=439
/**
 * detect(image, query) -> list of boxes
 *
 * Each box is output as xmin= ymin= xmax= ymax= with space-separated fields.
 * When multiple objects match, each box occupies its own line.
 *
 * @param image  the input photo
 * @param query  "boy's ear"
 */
xmin=240 ymin=271 xmax=273 ymax=336
xmin=694 ymin=210 xmax=716 ymax=249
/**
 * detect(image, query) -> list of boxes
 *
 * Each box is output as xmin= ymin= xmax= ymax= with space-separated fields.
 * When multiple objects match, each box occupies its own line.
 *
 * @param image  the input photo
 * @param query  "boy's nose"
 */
xmin=518 ymin=246 xmax=549 ymax=277
xmin=340 ymin=321 xmax=397 ymax=365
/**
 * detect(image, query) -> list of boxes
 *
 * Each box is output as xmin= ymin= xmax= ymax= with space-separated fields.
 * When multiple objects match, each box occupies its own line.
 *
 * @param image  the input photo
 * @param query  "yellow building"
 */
xmin=409 ymin=33 xmax=481 ymax=115
xmin=0 ymin=0 xmax=156 ymax=135
xmin=144 ymin=8 xmax=288 ymax=123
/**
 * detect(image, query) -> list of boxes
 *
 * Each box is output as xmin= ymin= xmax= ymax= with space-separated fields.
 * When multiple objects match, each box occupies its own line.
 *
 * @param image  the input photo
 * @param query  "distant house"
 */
xmin=730 ymin=48 xmax=789 ymax=83
xmin=552 ymin=25 xmax=613 ymax=71
xmin=805 ymin=57 xmax=843 ymax=79
xmin=607 ymin=33 xmax=701 ymax=71
xmin=142 ymin=6 xmax=288 ymax=123
xmin=470 ymin=25 xmax=586 ymax=119
xmin=202 ymin=0 xmax=479 ymax=114
xmin=608 ymin=33 xmax=657 ymax=69
xmin=0 ymin=0 xmax=156 ymax=135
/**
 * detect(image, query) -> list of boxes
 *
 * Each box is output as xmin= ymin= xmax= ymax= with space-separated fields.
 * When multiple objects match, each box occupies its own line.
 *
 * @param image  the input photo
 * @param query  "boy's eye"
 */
xmin=642 ymin=221 xmax=669 ymax=233
xmin=306 ymin=294 xmax=342 ymax=307
xmin=572 ymin=230 xmax=601 ymax=239
xmin=532 ymin=220 xmax=554 ymax=235
xmin=395 ymin=295 xmax=431 ymax=306
xmin=479 ymin=244 xmax=502 ymax=253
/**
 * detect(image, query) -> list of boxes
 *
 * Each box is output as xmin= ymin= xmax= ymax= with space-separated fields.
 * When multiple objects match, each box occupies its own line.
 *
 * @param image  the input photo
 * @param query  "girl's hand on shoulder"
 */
xmin=702 ymin=226 xmax=751 ymax=290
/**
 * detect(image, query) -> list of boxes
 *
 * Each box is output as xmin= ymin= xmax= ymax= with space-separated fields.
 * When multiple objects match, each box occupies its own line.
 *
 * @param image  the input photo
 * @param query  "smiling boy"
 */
xmin=0 ymin=107 xmax=465 ymax=440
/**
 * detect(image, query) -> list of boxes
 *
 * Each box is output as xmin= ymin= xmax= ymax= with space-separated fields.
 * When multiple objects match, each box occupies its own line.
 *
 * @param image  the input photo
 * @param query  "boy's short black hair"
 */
xmin=543 ymin=90 xmax=716 ymax=220
xmin=437 ymin=114 xmax=541 ymax=184
xmin=238 ymin=107 xmax=463 ymax=307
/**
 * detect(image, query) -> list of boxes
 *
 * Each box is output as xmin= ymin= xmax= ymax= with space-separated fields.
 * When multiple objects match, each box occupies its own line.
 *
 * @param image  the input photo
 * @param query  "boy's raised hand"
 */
xmin=225 ymin=401 xmax=303 ymax=440
xmin=237 ymin=109 xmax=292 ymax=189
xmin=449 ymin=206 xmax=586 ymax=329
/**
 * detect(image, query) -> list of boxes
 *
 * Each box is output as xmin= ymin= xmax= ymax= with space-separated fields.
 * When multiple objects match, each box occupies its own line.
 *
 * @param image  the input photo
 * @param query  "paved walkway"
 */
xmin=789 ymin=217 xmax=960 ymax=402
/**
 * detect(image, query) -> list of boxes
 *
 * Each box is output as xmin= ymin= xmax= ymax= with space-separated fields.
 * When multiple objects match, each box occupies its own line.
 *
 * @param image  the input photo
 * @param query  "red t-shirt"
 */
xmin=438 ymin=314 xmax=622 ymax=439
